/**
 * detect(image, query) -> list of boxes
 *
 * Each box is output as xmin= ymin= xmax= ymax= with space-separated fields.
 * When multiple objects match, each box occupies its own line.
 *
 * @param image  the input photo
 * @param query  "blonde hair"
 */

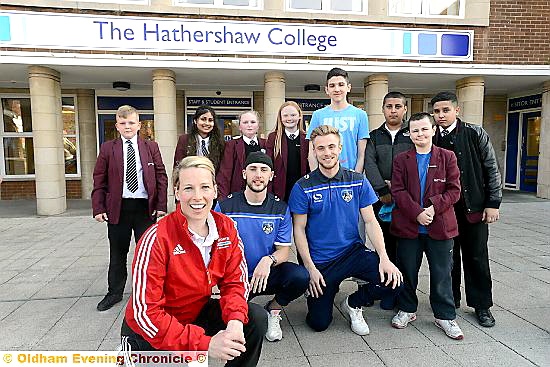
xmin=272 ymin=101 xmax=305 ymax=159
xmin=310 ymin=125 xmax=340 ymax=144
xmin=116 ymin=105 xmax=139 ymax=120
xmin=173 ymin=156 xmax=216 ymax=189
xmin=238 ymin=110 xmax=261 ymax=124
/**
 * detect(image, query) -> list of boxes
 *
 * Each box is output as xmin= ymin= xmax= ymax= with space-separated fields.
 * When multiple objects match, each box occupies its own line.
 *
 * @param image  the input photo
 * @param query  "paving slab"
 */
xmin=0 ymin=195 xmax=549 ymax=367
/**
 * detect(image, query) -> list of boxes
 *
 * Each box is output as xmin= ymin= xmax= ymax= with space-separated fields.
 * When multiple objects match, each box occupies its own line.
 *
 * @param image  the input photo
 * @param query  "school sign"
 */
xmin=0 ymin=11 xmax=474 ymax=61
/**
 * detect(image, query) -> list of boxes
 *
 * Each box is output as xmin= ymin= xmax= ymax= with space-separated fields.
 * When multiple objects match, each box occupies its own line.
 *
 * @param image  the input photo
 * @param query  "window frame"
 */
xmin=286 ymin=0 xmax=368 ymax=14
xmin=173 ymin=0 xmax=263 ymax=10
xmin=65 ymin=0 xmax=150 ymax=4
xmin=388 ymin=0 xmax=465 ymax=18
xmin=0 ymin=93 xmax=81 ymax=180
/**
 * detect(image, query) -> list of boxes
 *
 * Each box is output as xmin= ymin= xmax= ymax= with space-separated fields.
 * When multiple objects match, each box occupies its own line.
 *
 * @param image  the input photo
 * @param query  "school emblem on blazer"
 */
xmin=341 ymin=189 xmax=353 ymax=202
xmin=262 ymin=221 xmax=274 ymax=234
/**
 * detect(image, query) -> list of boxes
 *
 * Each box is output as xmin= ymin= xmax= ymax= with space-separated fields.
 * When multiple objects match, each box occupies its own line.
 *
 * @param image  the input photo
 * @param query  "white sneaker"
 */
xmin=340 ymin=296 xmax=370 ymax=336
xmin=391 ymin=310 xmax=417 ymax=329
xmin=265 ymin=309 xmax=283 ymax=342
xmin=435 ymin=318 xmax=464 ymax=340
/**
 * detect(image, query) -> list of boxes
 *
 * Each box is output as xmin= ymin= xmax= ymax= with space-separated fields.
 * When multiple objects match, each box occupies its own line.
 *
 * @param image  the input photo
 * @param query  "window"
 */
xmin=2 ymin=98 xmax=34 ymax=176
xmin=390 ymin=0 xmax=462 ymax=17
xmin=62 ymin=97 xmax=79 ymax=175
xmin=64 ymin=0 xmax=149 ymax=4
xmin=1 ymin=96 xmax=80 ymax=178
xmin=174 ymin=0 xmax=260 ymax=7
xmin=288 ymin=0 xmax=364 ymax=12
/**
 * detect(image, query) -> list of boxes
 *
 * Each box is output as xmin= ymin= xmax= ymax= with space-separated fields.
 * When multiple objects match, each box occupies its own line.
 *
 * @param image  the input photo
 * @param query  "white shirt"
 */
xmin=284 ymin=129 xmax=299 ymax=139
xmin=188 ymin=213 xmax=219 ymax=267
xmin=384 ymin=124 xmax=400 ymax=144
xmin=242 ymin=135 xmax=259 ymax=146
xmin=122 ymin=135 xmax=148 ymax=199
xmin=196 ymin=135 xmax=210 ymax=156
xmin=439 ymin=120 xmax=457 ymax=135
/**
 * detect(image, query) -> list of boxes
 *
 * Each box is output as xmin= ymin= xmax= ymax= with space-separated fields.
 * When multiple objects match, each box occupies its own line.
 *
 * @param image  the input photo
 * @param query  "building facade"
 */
xmin=0 ymin=0 xmax=549 ymax=214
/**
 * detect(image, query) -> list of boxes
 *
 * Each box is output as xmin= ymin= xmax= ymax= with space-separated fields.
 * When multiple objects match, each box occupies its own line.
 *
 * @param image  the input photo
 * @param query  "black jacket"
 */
xmin=364 ymin=123 xmax=415 ymax=197
xmin=433 ymin=119 xmax=502 ymax=214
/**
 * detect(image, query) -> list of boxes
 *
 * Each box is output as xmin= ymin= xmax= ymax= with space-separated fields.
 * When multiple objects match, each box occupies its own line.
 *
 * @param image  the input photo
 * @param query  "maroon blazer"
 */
xmin=216 ymin=136 xmax=266 ymax=199
xmin=390 ymin=145 xmax=461 ymax=240
xmin=265 ymin=131 xmax=309 ymax=199
xmin=173 ymin=134 xmax=189 ymax=168
xmin=91 ymin=137 xmax=168 ymax=225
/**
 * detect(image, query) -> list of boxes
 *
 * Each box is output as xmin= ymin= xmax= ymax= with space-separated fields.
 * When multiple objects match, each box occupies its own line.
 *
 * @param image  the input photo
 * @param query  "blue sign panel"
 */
xmin=187 ymin=97 xmax=252 ymax=108
xmin=508 ymin=94 xmax=542 ymax=112
xmin=97 ymin=96 xmax=154 ymax=110
xmin=0 ymin=16 xmax=10 ymax=41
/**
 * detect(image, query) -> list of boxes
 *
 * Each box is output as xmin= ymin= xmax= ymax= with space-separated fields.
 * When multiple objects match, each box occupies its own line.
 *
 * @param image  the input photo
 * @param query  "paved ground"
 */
xmin=0 ymin=192 xmax=549 ymax=366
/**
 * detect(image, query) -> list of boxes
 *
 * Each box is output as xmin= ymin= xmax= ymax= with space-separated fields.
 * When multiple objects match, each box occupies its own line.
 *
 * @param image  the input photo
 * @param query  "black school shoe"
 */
xmin=475 ymin=308 xmax=496 ymax=327
xmin=97 ymin=294 xmax=123 ymax=311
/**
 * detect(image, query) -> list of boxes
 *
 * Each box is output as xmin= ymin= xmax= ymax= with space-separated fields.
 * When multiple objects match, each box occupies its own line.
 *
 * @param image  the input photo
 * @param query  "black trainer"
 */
xmin=97 ymin=294 xmax=123 ymax=311
xmin=475 ymin=308 xmax=495 ymax=327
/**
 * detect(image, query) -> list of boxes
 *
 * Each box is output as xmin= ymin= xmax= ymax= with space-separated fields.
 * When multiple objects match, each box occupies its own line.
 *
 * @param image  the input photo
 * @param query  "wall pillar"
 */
xmin=28 ymin=66 xmax=66 ymax=215
xmin=456 ymin=76 xmax=485 ymax=125
xmin=263 ymin=71 xmax=285 ymax=134
xmin=152 ymin=69 xmax=177 ymax=211
xmin=76 ymin=89 xmax=96 ymax=200
xmin=537 ymin=81 xmax=550 ymax=199
xmin=176 ymin=90 xmax=185 ymax=137
xmin=364 ymin=74 xmax=388 ymax=130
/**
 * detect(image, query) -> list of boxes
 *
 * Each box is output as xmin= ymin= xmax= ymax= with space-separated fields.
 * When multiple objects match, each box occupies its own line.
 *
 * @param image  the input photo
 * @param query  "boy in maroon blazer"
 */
xmin=92 ymin=105 xmax=168 ymax=311
xmin=390 ymin=112 xmax=464 ymax=340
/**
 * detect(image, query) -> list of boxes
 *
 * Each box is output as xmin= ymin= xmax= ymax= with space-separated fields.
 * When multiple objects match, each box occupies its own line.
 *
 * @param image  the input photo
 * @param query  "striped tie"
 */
xmin=201 ymin=139 xmax=209 ymax=156
xmin=126 ymin=140 xmax=138 ymax=193
xmin=441 ymin=129 xmax=450 ymax=137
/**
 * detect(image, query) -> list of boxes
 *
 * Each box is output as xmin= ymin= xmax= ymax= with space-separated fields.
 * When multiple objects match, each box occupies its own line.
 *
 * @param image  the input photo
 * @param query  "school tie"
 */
xmin=125 ymin=140 xmax=138 ymax=193
xmin=289 ymin=133 xmax=296 ymax=140
xmin=201 ymin=139 xmax=209 ymax=156
xmin=249 ymin=140 xmax=257 ymax=146
xmin=441 ymin=129 xmax=450 ymax=137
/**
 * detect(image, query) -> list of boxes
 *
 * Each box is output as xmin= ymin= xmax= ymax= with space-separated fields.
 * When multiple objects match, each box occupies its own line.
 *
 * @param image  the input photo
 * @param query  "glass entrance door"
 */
xmin=519 ymin=112 xmax=541 ymax=192
xmin=98 ymin=114 xmax=155 ymax=146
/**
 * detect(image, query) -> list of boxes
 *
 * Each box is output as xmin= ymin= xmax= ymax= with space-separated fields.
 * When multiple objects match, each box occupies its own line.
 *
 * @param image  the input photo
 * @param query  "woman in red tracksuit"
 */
xmin=121 ymin=156 xmax=267 ymax=366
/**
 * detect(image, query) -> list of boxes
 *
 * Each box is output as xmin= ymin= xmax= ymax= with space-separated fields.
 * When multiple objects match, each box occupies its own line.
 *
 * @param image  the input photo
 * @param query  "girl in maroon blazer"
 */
xmin=173 ymin=105 xmax=225 ymax=171
xmin=266 ymin=101 xmax=309 ymax=201
xmin=389 ymin=112 xmax=464 ymax=340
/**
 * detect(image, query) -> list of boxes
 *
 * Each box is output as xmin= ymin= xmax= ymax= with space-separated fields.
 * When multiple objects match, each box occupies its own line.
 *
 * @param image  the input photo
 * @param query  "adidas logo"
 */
xmin=173 ymin=244 xmax=186 ymax=255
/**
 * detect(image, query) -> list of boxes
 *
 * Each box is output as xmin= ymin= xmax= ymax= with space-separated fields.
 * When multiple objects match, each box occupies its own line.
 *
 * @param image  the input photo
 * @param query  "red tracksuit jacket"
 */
xmin=124 ymin=206 xmax=249 ymax=351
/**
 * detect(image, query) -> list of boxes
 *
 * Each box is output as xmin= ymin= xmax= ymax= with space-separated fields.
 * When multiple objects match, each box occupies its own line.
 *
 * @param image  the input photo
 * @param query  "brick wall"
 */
xmin=474 ymin=0 xmax=550 ymax=64
xmin=0 ymin=180 xmax=82 ymax=199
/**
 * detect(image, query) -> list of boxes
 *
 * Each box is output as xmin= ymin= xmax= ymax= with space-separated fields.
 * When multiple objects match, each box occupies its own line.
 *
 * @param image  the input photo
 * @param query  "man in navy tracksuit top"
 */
xmin=289 ymin=125 xmax=402 ymax=335
xmin=216 ymin=151 xmax=309 ymax=342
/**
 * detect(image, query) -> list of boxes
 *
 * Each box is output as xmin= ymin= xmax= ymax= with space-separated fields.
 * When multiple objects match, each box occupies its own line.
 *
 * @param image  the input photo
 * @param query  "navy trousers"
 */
xmin=452 ymin=208 xmax=493 ymax=309
xmin=306 ymin=243 xmax=401 ymax=332
xmin=248 ymin=262 xmax=309 ymax=307
xmin=107 ymin=198 xmax=153 ymax=297
xmin=397 ymin=235 xmax=456 ymax=320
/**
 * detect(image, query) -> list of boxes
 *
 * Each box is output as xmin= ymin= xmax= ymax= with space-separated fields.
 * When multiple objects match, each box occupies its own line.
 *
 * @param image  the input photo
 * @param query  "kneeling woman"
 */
xmin=390 ymin=112 xmax=464 ymax=340
xmin=121 ymin=156 xmax=267 ymax=366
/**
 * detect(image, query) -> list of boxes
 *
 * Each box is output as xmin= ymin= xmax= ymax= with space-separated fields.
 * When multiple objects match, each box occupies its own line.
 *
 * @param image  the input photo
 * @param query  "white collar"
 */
xmin=242 ymin=135 xmax=258 ymax=145
xmin=188 ymin=212 xmax=219 ymax=248
xmin=122 ymin=135 xmax=138 ymax=145
xmin=197 ymin=135 xmax=210 ymax=144
xmin=439 ymin=120 xmax=457 ymax=134
xmin=284 ymin=129 xmax=299 ymax=138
